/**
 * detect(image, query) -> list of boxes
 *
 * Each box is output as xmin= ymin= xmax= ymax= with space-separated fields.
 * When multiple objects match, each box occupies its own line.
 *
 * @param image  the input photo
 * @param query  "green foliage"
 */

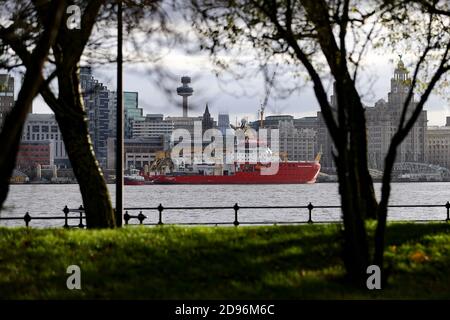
xmin=0 ymin=223 xmax=449 ymax=299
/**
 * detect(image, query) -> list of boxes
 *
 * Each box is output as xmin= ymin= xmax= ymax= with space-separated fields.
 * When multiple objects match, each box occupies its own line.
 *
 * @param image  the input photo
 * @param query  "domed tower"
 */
xmin=177 ymin=76 xmax=194 ymax=117
xmin=388 ymin=55 xmax=412 ymax=107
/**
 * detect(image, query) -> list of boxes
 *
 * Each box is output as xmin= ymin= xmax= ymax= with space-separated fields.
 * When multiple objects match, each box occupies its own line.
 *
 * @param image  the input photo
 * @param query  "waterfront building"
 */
xmin=10 ymin=169 xmax=29 ymax=184
xmin=218 ymin=113 xmax=230 ymax=135
xmin=16 ymin=141 xmax=54 ymax=169
xmin=318 ymin=58 xmax=427 ymax=169
xmin=132 ymin=114 xmax=174 ymax=138
xmin=316 ymin=111 xmax=335 ymax=168
xmin=263 ymin=115 xmax=294 ymax=129
xmin=426 ymin=118 xmax=450 ymax=170
xmin=108 ymin=91 xmax=117 ymax=138
xmin=21 ymin=113 xmax=70 ymax=168
xmin=294 ymin=116 xmax=318 ymax=131
xmin=124 ymin=91 xmax=144 ymax=138
xmin=106 ymin=136 xmax=171 ymax=170
xmin=250 ymin=115 xmax=319 ymax=161
xmin=367 ymin=59 xmax=427 ymax=168
xmin=278 ymin=121 xmax=317 ymax=161
xmin=80 ymin=66 xmax=111 ymax=167
xmin=166 ymin=116 xmax=204 ymax=135
xmin=0 ymin=74 xmax=14 ymax=130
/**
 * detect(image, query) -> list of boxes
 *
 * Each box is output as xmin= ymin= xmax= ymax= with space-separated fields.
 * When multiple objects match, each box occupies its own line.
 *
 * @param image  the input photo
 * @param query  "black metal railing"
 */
xmin=0 ymin=205 xmax=86 ymax=228
xmin=1 ymin=202 xmax=449 ymax=228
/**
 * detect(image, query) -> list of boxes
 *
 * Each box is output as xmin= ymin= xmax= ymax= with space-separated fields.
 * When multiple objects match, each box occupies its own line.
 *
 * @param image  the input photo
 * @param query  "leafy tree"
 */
xmin=0 ymin=0 xmax=172 ymax=228
xmin=187 ymin=0 xmax=450 ymax=285
xmin=0 ymin=0 xmax=64 ymax=183
xmin=0 ymin=0 xmax=116 ymax=228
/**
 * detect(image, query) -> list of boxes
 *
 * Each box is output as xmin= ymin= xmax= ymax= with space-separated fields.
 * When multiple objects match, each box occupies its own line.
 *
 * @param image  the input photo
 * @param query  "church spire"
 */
xmin=202 ymin=102 xmax=213 ymax=132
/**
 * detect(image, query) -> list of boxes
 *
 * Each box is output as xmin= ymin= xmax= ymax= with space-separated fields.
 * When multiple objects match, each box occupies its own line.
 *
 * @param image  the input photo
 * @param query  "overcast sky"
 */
xmin=28 ymin=47 xmax=450 ymax=127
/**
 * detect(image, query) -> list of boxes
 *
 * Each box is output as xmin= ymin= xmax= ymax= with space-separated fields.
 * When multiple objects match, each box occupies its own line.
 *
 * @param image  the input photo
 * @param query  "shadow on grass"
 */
xmin=0 ymin=223 xmax=449 ymax=299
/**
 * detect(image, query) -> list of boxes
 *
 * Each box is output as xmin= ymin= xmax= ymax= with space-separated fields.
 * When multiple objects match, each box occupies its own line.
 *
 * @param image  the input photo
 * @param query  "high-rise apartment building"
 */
xmin=124 ymin=91 xmax=144 ymax=138
xmin=218 ymin=113 xmax=230 ymax=135
xmin=108 ymin=91 xmax=117 ymax=138
xmin=80 ymin=66 xmax=111 ymax=166
xmin=0 ymin=74 xmax=14 ymax=130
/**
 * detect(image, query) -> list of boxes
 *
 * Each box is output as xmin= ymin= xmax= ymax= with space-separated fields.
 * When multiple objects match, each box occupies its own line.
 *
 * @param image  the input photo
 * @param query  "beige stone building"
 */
xmin=318 ymin=59 xmax=427 ymax=169
xmin=426 ymin=119 xmax=450 ymax=169
xmin=278 ymin=121 xmax=317 ymax=161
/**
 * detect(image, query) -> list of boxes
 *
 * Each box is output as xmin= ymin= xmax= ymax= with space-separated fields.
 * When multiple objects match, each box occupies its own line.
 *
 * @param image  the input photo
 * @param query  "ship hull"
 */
xmin=152 ymin=162 xmax=320 ymax=184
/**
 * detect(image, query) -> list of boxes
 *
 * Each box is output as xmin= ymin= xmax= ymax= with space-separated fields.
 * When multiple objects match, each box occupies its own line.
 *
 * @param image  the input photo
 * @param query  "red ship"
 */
xmin=150 ymin=161 xmax=320 ymax=184
xmin=140 ymin=120 xmax=322 ymax=185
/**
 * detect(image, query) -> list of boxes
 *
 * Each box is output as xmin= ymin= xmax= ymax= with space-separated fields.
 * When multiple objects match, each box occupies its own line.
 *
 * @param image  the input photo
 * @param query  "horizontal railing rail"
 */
xmin=0 ymin=202 xmax=449 ymax=228
xmin=0 ymin=205 xmax=86 ymax=228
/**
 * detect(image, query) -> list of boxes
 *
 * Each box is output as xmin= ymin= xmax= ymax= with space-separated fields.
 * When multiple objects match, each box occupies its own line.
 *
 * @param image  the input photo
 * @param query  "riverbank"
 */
xmin=0 ymin=223 xmax=449 ymax=299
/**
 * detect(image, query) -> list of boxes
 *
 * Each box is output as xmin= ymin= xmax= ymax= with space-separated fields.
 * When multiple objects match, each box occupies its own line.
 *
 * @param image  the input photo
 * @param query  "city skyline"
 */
xmin=18 ymin=52 xmax=450 ymax=127
xmin=8 ymin=57 xmax=450 ymax=176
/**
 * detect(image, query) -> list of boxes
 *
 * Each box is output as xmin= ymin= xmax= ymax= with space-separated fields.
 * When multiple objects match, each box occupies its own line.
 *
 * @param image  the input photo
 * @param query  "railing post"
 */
xmin=137 ymin=211 xmax=146 ymax=225
xmin=307 ymin=202 xmax=314 ymax=224
xmin=78 ymin=205 xmax=84 ymax=228
xmin=24 ymin=212 xmax=31 ymax=227
xmin=124 ymin=211 xmax=130 ymax=225
xmin=63 ymin=205 xmax=69 ymax=228
xmin=157 ymin=204 xmax=164 ymax=225
xmin=233 ymin=203 xmax=240 ymax=226
xmin=115 ymin=208 xmax=123 ymax=228
xmin=446 ymin=201 xmax=450 ymax=222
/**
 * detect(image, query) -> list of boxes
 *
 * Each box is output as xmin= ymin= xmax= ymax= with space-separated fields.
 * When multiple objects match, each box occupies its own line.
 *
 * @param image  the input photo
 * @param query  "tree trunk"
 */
xmin=0 ymin=1 xmax=65 ymax=210
xmin=333 ymin=80 xmax=374 ymax=285
xmin=44 ymin=66 xmax=115 ymax=228
xmin=352 ymin=108 xmax=378 ymax=220
xmin=54 ymin=111 xmax=115 ymax=228
xmin=341 ymin=78 xmax=378 ymax=221
xmin=0 ymin=90 xmax=38 ymax=209
xmin=373 ymin=141 xmax=398 ymax=278
xmin=335 ymin=147 xmax=370 ymax=286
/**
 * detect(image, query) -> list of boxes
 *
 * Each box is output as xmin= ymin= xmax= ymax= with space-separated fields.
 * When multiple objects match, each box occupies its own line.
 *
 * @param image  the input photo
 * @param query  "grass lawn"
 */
xmin=0 ymin=223 xmax=449 ymax=299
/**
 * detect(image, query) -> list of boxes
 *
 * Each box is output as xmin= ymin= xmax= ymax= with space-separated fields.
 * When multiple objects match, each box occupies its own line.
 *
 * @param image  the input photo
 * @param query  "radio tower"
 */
xmin=177 ymin=76 xmax=193 ymax=117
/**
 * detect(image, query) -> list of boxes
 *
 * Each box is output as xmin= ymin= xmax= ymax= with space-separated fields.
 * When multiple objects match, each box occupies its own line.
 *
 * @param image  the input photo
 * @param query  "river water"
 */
xmin=1 ymin=182 xmax=449 ymax=227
